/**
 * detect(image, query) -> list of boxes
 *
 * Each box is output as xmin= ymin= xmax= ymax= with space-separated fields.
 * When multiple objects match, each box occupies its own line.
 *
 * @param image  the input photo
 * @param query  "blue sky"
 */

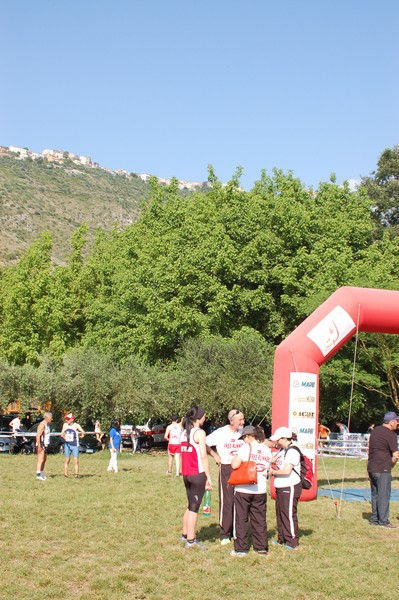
xmin=1 ymin=0 xmax=398 ymax=189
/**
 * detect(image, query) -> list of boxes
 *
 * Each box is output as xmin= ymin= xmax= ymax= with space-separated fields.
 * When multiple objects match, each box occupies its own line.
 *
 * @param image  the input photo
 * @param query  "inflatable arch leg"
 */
xmin=272 ymin=286 xmax=399 ymax=501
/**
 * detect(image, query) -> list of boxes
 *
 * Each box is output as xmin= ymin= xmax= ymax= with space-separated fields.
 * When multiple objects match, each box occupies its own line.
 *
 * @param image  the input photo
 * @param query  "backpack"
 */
xmin=286 ymin=445 xmax=313 ymax=489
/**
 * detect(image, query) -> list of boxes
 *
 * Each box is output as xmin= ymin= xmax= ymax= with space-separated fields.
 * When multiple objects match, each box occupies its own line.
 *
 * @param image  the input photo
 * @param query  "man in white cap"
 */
xmin=206 ymin=409 xmax=245 ymax=544
xmin=368 ymin=411 xmax=399 ymax=528
xmin=269 ymin=426 xmax=302 ymax=550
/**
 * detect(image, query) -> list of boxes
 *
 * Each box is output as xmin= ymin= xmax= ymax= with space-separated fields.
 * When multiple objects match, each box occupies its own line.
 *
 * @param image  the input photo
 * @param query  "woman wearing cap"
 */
xmin=230 ymin=425 xmax=272 ymax=557
xmin=61 ymin=413 xmax=85 ymax=479
xmin=269 ymin=426 xmax=302 ymax=550
xmin=180 ymin=405 xmax=212 ymax=550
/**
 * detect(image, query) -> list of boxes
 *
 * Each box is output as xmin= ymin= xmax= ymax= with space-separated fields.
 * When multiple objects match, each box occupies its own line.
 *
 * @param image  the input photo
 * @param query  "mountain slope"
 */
xmin=0 ymin=155 xmax=149 ymax=265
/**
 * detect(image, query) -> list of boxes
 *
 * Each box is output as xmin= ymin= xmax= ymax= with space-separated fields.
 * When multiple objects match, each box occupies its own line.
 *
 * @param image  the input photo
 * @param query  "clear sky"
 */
xmin=1 ymin=0 xmax=398 ymax=189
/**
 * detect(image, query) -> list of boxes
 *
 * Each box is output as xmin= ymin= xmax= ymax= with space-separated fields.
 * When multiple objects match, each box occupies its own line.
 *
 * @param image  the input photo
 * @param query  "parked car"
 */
xmin=136 ymin=419 xmax=167 ymax=446
xmin=78 ymin=434 xmax=102 ymax=454
xmin=0 ymin=432 xmax=13 ymax=453
xmin=121 ymin=424 xmax=134 ymax=449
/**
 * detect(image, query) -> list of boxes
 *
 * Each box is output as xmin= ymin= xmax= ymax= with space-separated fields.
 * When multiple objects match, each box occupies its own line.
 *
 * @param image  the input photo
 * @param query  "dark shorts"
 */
xmin=183 ymin=472 xmax=207 ymax=513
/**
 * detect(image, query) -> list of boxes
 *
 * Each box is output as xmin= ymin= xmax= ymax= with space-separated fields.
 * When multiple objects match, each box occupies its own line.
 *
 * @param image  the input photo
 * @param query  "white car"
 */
xmin=136 ymin=419 xmax=167 ymax=444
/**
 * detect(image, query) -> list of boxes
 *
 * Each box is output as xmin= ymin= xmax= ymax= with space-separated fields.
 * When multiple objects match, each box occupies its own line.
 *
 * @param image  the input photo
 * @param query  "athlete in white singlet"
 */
xmin=164 ymin=415 xmax=182 ymax=476
xmin=35 ymin=412 xmax=53 ymax=480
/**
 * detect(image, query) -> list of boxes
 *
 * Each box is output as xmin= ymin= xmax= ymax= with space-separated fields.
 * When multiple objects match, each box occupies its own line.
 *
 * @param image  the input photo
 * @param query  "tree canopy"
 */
xmin=1 ymin=149 xmax=399 ymax=429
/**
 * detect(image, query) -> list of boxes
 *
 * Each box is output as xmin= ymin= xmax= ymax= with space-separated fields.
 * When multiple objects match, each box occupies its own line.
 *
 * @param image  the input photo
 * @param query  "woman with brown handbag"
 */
xmin=230 ymin=425 xmax=272 ymax=557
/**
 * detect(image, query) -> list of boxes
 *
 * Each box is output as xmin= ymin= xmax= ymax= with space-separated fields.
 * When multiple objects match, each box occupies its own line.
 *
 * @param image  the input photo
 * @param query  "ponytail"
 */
xmin=182 ymin=405 xmax=205 ymax=446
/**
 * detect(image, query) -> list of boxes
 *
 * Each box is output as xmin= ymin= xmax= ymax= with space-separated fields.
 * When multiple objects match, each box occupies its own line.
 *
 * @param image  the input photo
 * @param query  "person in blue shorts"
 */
xmin=61 ymin=413 xmax=85 ymax=479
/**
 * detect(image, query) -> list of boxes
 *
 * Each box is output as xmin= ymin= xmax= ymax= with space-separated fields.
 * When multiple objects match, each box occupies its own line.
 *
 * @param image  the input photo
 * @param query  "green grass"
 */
xmin=1 ymin=452 xmax=398 ymax=600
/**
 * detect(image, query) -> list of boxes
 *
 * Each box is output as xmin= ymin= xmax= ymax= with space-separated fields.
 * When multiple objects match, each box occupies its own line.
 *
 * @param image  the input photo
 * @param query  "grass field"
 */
xmin=2 ymin=451 xmax=399 ymax=600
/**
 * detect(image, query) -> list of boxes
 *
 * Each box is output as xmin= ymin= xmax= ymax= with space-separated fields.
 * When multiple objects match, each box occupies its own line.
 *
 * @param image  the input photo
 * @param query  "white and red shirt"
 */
xmin=234 ymin=441 xmax=272 ymax=494
xmin=206 ymin=425 xmax=244 ymax=464
xmin=273 ymin=446 xmax=301 ymax=488
xmin=168 ymin=423 xmax=182 ymax=445
xmin=180 ymin=427 xmax=204 ymax=476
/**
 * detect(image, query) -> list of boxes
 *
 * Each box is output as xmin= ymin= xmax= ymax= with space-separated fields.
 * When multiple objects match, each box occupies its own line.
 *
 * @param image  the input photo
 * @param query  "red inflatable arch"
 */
xmin=271 ymin=286 xmax=399 ymax=500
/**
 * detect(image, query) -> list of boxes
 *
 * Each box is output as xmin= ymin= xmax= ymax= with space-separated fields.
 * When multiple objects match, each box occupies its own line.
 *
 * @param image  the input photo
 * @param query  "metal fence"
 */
xmin=317 ymin=433 xmax=369 ymax=459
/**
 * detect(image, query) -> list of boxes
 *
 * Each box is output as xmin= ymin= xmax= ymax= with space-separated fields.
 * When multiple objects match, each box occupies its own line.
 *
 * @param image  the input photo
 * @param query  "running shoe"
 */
xmin=230 ymin=550 xmax=248 ymax=557
xmin=184 ymin=539 xmax=208 ymax=550
xmin=36 ymin=473 xmax=46 ymax=480
xmin=220 ymin=538 xmax=231 ymax=546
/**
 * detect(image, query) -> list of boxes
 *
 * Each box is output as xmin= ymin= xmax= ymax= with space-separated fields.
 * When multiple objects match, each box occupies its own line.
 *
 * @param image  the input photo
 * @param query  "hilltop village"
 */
xmin=0 ymin=145 xmax=211 ymax=192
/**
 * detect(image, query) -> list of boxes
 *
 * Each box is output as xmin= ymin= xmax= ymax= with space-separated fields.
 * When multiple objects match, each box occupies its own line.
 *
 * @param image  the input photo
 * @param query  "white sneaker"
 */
xmin=184 ymin=539 xmax=208 ymax=551
xmin=107 ymin=467 xmax=113 ymax=472
xmin=36 ymin=473 xmax=46 ymax=480
xmin=220 ymin=538 xmax=231 ymax=546
xmin=230 ymin=550 xmax=248 ymax=557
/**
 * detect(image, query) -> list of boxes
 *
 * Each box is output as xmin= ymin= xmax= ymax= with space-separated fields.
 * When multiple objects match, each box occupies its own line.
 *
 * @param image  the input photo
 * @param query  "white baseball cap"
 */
xmin=270 ymin=426 xmax=293 ymax=441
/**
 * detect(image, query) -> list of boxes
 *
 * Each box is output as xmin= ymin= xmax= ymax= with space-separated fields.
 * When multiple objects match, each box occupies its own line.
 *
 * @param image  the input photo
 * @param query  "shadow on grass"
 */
xmin=362 ymin=511 xmax=372 ymax=521
xmin=48 ymin=473 xmax=97 ymax=479
xmin=197 ymin=523 xmax=220 ymax=542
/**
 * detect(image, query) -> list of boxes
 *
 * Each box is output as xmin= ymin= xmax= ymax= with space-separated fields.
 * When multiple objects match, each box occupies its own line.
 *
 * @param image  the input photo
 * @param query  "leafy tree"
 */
xmin=360 ymin=145 xmax=399 ymax=227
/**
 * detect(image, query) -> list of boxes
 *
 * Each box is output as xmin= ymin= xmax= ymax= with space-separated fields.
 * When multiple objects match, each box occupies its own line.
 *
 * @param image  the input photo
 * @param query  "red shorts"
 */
xmin=168 ymin=444 xmax=181 ymax=455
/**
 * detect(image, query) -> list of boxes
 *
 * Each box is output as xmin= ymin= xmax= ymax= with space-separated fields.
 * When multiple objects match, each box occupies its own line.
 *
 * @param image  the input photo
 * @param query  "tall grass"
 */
xmin=1 ymin=452 xmax=398 ymax=599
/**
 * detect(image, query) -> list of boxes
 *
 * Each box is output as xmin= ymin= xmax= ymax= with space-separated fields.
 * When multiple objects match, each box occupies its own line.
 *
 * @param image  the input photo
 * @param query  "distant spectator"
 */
xmin=335 ymin=421 xmax=349 ymax=438
xmin=9 ymin=416 xmax=21 ymax=436
xmin=35 ymin=412 xmax=53 ymax=480
xmin=107 ymin=419 xmax=122 ymax=473
xmin=318 ymin=423 xmax=331 ymax=447
xmin=94 ymin=420 xmax=105 ymax=449
xmin=61 ymin=413 xmax=85 ymax=479
xmin=131 ymin=426 xmax=139 ymax=454
xmin=367 ymin=423 xmax=376 ymax=435
xmin=164 ymin=415 xmax=182 ymax=476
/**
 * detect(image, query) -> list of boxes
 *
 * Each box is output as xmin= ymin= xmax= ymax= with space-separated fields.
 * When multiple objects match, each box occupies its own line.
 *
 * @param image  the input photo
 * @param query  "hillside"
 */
xmin=0 ymin=155 xmax=149 ymax=265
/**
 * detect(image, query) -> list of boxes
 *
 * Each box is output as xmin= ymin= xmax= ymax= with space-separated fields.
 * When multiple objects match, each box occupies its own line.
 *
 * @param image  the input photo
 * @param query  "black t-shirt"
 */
xmin=367 ymin=425 xmax=398 ymax=473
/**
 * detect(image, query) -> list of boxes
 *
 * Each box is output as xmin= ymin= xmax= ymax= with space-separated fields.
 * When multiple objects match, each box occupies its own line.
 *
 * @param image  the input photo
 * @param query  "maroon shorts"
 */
xmin=168 ymin=444 xmax=181 ymax=455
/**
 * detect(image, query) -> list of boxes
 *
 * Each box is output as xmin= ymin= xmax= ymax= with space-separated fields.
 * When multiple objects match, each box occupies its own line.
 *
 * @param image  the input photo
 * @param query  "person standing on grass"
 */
xmin=107 ymin=419 xmax=122 ymax=473
xmin=269 ymin=427 xmax=302 ymax=550
xmin=206 ymin=409 xmax=245 ymax=545
xmin=368 ymin=411 xmax=399 ymax=528
xmin=180 ymin=405 xmax=212 ymax=550
xmin=61 ymin=413 xmax=85 ymax=479
xmin=230 ymin=425 xmax=272 ymax=557
xmin=35 ymin=412 xmax=53 ymax=480
xmin=164 ymin=414 xmax=182 ymax=476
